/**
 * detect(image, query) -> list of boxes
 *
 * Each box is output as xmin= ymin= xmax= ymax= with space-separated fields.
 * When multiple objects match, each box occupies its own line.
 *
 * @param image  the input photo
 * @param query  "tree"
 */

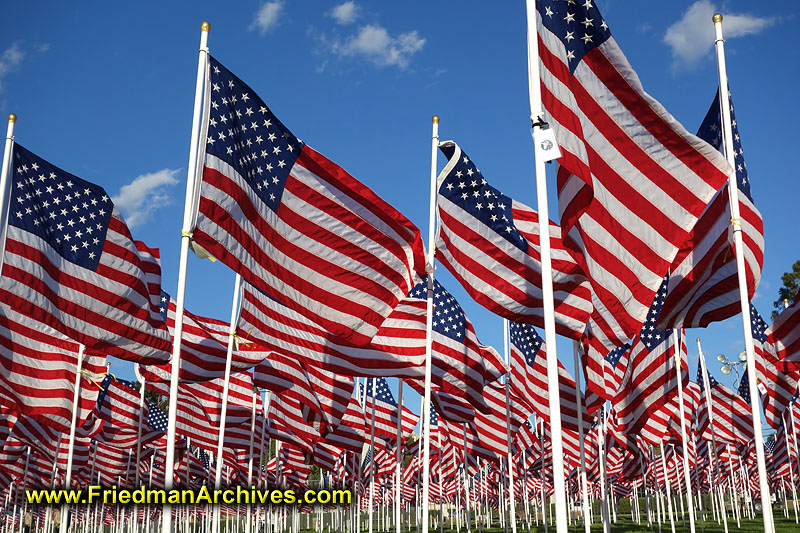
xmin=772 ymin=259 xmax=800 ymax=319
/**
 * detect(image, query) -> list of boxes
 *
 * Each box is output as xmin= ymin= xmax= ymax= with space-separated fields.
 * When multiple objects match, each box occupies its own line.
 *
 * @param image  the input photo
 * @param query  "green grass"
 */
xmin=336 ymin=514 xmax=800 ymax=532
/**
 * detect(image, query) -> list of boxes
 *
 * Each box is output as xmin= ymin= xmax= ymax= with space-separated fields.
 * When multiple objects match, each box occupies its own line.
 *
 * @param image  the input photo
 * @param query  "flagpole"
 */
xmin=421 ymin=114 xmax=440 ymax=533
xmin=0 ymin=114 xmax=16 ymax=270
xmin=659 ymin=440 xmax=676 ymax=533
xmin=524 ymin=3 xmax=568 ymax=529
xmin=672 ymin=331 xmax=696 ymax=533
xmin=163 ymin=20 xmax=210 ymax=533
xmin=696 ymin=339 xmax=729 ymax=533
xmin=135 ymin=368 xmax=147 ymax=489
xmin=710 ymin=13 xmax=773 ymax=532
xmin=789 ymin=402 xmax=800 ymax=523
xmin=395 ymin=380 xmax=403 ymax=533
xmin=781 ymin=410 xmax=799 ymax=523
xmin=368 ymin=378 xmax=377 ymax=533
xmin=597 ymin=406 xmax=610 ymax=533
xmin=572 ymin=342 xmax=591 ymax=533
xmin=213 ymin=272 xmax=242 ymax=533
xmin=58 ymin=343 xmax=84 ymax=533
xmin=502 ymin=319 xmax=518 ymax=533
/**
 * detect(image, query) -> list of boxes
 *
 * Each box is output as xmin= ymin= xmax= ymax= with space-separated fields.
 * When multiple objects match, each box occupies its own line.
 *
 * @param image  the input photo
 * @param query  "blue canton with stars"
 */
xmin=509 ymin=322 xmax=544 ymax=368
xmin=147 ymin=399 xmax=168 ymax=432
xmin=158 ymin=290 xmax=171 ymax=322
xmin=638 ymin=276 xmax=670 ymax=352
xmin=362 ymin=377 xmax=397 ymax=408
xmin=96 ymin=376 xmax=168 ymax=432
xmin=537 ymin=0 xmax=612 ymax=74
xmin=696 ymin=362 xmax=719 ymax=395
xmin=10 ymin=145 xmax=113 ymax=271
xmin=696 ymin=89 xmax=753 ymax=202
xmin=765 ymin=437 xmax=776 ymax=454
xmin=736 ymin=304 xmax=769 ymax=403
xmin=737 ymin=368 xmax=751 ymax=404
xmin=407 ymin=279 xmax=466 ymax=342
xmin=605 ymin=343 xmax=629 ymax=368
xmin=430 ymin=401 xmax=438 ymax=427
xmin=749 ymin=303 xmax=768 ymax=344
xmin=439 ymin=143 xmax=527 ymax=253
xmin=206 ymin=56 xmax=303 ymax=212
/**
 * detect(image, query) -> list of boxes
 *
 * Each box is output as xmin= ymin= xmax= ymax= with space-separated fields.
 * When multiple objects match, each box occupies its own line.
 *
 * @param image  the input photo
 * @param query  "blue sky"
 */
xmin=1 ymin=1 xmax=797 ymax=424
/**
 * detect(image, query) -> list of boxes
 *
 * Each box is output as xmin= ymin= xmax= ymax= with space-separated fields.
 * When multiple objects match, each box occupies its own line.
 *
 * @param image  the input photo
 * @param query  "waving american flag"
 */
xmin=659 ymin=89 xmax=764 ymax=329
xmin=435 ymin=140 xmax=592 ymax=339
xmin=192 ymin=56 xmax=426 ymax=347
xmin=535 ymin=0 xmax=732 ymax=364
xmin=0 ymin=145 xmax=172 ymax=364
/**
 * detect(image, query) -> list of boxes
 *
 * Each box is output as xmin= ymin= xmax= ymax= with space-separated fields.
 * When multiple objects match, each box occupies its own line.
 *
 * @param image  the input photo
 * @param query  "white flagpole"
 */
xmin=245 ymin=390 xmax=258 ymax=533
xmin=572 ymin=342 xmax=591 ymax=533
xmin=672 ymin=330 xmax=696 ymax=533
xmin=789 ymin=402 xmax=800 ymax=523
xmin=0 ymin=114 xmax=16 ymax=270
xmin=163 ymin=21 xmax=210 ymax=533
xmin=502 ymin=319 xmax=518 ymax=533
xmin=781 ymin=411 xmax=799 ymax=523
xmin=463 ymin=426 xmax=472 ymax=533
xmin=135 ymin=369 xmax=147 ymax=488
xmin=59 ymin=343 xmax=84 ymax=533
xmin=213 ymin=272 xmax=243 ymax=533
xmin=368 ymin=378 xmax=377 ymax=533
xmin=696 ymin=339 xmax=729 ymax=533
xmin=420 ymin=114 xmax=439 ymax=533
xmin=597 ymin=407 xmax=610 ymax=533
xmin=659 ymin=441 xmax=676 ymax=533
xmin=710 ymin=13 xmax=773 ymax=532
xmin=395 ymin=380 xmax=404 ymax=533
xmin=524 ymin=3 xmax=568 ymax=529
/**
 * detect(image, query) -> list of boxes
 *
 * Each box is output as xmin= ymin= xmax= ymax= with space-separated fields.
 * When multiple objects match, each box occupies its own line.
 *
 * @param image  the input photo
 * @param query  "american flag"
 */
xmin=146 ymin=290 xmax=264 ymax=382
xmin=508 ymin=321 xmax=591 ymax=433
xmin=237 ymin=280 xmax=427 ymax=378
xmin=254 ymin=353 xmax=324 ymax=424
xmin=405 ymin=279 xmax=507 ymax=411
xmin=614 ymin=279 xmax=688 ymax=434
xmin=0 ymin=303 xmax=106 ymax=434
xmin=429 ymin=389 xmax=475 ymax=423
xmin=0 ymin=145 xmax=172 ymax=364
xmin=95 ymin=376 xmax=165 ymax=449
xmin=535 ymin=0 xmax=732 ymax=363
xmin=457 ymin=382 xmax=532 ymax=462
xmin=144 ymin=370 xmax=259 ymax=451
xmin=696 ymin=363 xmax=753 ymax=446
xmin=749 ymin=304 xmax=799 ymax=429
xmin=192 ymin=56 xmax=426 ymax=348
xmin=362 ymin=378 xmax=418 ymax=446
xmin=770 ymin=291 xmax=800 ymax=372
xmin=322 ymin=395 xmax=368 ymax=454
xmin=268 ymin=392 xmax=321 ymax=454
xmin=434 ymin=140 xmax=591 ymax=339
xmin=659 ymin=89 xmax=764 ymax=329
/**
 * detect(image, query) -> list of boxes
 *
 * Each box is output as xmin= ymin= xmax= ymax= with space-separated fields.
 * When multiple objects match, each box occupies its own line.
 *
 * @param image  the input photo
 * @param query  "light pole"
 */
xmin=716 ymin=351 xmax=748 ymax=390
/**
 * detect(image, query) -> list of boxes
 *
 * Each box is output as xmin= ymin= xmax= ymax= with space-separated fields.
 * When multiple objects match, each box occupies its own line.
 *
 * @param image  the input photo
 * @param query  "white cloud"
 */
xmin=112 ymin=169 xmax=180 ymax=228
xmin=664 ymin=1 xmax=776 ymax=70
xmin=331 ymin=24 xmax=425 ymax=69
xmin=330 ymin=1 xmax=359 ymax=25
xmin=251 ymin=1 xmax=284 ymax=35
xmin=0 ymin=42 xmax=49 ymax=93
xmin=0 ymin=43 xmax=26 ymax=92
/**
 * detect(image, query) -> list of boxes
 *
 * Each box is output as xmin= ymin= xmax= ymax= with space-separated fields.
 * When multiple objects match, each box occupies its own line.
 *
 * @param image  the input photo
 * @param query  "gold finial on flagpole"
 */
xmin=712 ymin=13 xmax=723 ymax=23
xmin=432 ymin=115 xmax=440 ymax=125
xmin=7 ymin=114 xmax=16 ymax=123
xmin=201 ymin=21 xmax=211 ymax=32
